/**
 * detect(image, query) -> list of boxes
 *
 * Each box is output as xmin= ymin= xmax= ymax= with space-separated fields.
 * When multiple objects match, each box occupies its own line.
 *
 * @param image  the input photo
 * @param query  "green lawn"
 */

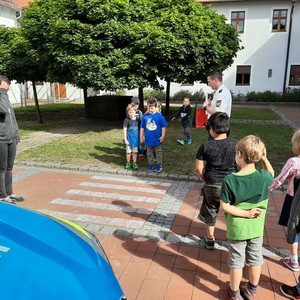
xmin=16 ymin=104 xmax=294 ymax=176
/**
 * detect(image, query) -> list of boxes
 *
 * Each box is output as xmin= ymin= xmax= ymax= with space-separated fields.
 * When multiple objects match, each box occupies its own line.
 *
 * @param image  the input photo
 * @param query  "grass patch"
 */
xmin=231 ymin=107 xmax=281 ymax=120
xmin=17 ymin=104 xmax=294 ymax=176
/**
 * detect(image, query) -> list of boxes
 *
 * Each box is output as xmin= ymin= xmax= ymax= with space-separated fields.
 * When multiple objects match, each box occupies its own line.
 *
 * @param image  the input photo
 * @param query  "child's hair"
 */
xmin=126 ymin=104 xmax=135 ymax=113
xmin=236 ymin=135 xmax=266 ymax=164
xmin=207 ymin=112 xmax=229 ymax=134
xmin=183 ymin=97 xmax=190 ymax=102
xmin=292 ymin=129 xmax=300 ymax=155
xmin=0 ymin=75 xmax=10 ymax=85
xmin=156 ymin=101 xmax=162 ymax=112
xmin=147 ymin=98 xmax=157 ymax=107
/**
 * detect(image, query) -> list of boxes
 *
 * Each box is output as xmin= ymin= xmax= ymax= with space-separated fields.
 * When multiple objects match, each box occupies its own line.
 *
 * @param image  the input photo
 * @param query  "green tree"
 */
xmin=1 ymin=0 xmax=240 ymax=117
xmin=22 ymin=0 xmax=154 ymax=91
xmin=0 ymin=26 xmax=44 ymax=122
xmin=135 ymin=0 xmax=241 ymax=113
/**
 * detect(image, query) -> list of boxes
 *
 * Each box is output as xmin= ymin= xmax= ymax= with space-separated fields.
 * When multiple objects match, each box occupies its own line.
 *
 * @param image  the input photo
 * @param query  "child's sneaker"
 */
xmin=226 ymin=289 xmax=243 ymax=300
xmin=8 ymin=194 xmax=25 ymax=202
xmin=280 ymin=284 xmax=300 ymax=299
xmin=241 ymin=285 xmax=257 ymax=300
xmin=187 ymin=138 xmax=192 ymax=145
xmin=204 ymin=236 xmax=215 ymax=250
xmin=155 ymin=165 xmax=162 ymax=173
xmin=132 ymin=162 xmax=139 ymax=170
xmin=177 ymin=139 xmax=185 ymax=145
xmin=147 ymin=165 xmax=154 ymax=172
xmin=0 ymin=196 xmax=16 ymax=204
xmin=139 ymin=154 xmax=145 ymax=161
xmin=125 ymin=162 xmax=131 ymax=170
xmin=283 ymin=256 xmax=300 ymax=272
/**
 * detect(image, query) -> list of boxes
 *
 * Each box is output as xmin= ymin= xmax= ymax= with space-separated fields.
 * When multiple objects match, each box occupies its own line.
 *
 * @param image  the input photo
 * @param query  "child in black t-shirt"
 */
xmin=195 ymin=112 xmax=238 ymax=250
xmin=172 ymin=97 xmax=193 ymax=145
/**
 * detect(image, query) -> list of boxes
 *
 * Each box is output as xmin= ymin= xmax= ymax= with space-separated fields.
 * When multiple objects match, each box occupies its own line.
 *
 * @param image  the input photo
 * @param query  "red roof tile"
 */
xmin=0 ymin=0 xmax=20 ymax=9
xmin=11 ymin=0 xmax=30 ymax=7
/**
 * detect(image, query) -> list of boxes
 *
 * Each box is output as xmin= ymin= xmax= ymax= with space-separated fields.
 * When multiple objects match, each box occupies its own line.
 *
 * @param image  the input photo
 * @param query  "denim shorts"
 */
xmin=198 ymin=185 xmax=221 ymax=226
xmin=227 ymin=237 xmax=263 ymax=269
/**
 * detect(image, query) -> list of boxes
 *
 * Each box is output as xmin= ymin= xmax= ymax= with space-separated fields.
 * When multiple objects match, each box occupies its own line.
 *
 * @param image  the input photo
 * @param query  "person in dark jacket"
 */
xmin=172 ymin=97 xmax=193 ymax=145
xmin=280 ymin=181 xmax=300 ymax=298
xmin=0 ymin=75 xmax=24 ymax=203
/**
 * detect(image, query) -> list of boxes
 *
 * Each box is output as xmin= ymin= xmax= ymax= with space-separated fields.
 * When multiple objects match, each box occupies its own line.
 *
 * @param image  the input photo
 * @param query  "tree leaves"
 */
xmin=0 ymin=0 xmax=241 ymax=91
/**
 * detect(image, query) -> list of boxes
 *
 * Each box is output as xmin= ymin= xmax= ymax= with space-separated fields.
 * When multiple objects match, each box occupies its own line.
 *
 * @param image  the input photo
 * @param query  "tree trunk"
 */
xmin=138 ymin=87 xmax=144 ymax=111
xmin=32 ymin=81 xmax=43 ymax=123
xmin=165 ymin=79 xmax=171 ymax=115
xmin=83 ymin=88 xmax=88 ymax=114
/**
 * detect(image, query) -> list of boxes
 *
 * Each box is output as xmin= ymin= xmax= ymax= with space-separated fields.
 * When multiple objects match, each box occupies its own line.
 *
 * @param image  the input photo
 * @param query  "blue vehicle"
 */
xmin=0 ymin=202 xmax=126 ymax=300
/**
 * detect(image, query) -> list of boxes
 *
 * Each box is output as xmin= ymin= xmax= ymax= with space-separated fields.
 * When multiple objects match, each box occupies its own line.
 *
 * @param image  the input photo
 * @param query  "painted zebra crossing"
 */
xmin=37 ymin=174 xmax=195 ymax=242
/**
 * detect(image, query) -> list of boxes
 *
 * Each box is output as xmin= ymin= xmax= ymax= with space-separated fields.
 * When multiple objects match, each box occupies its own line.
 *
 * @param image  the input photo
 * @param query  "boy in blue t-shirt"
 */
xmin=140 ymin=98 xmax=168 ymax=173
xmin=123 ymin=105 xmax=139 ymax=170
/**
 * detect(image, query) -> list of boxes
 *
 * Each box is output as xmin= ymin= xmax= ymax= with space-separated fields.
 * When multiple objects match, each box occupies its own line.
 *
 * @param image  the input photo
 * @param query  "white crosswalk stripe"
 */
xmin=66 ymin=189 xmax=161 ymax=203
xmin=50 ymin=198 xmax=152 ymax=215
xmin=40 ymin=210 xmax=146 ymax=229
xmin=91 ymin=175 xmax=172 ymax=187
xmin=79 ymin=182 xmax=167 ymax=194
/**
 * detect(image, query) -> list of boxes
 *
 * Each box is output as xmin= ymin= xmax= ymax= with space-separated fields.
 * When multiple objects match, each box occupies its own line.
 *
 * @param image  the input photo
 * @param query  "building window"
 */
xmin=236 ymin=66 xmax=251 ymax=85
xmin=289 ymin=65 xmax=300 ymax=86
xmin=272 ymin=9 xmax=287 ymax=32
xmin=231 ymin=11 xmax=245 ymax=33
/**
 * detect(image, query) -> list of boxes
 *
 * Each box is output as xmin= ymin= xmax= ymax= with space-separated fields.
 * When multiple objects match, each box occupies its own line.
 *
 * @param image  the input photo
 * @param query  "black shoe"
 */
xmin=204 ymin=236 xmax=215 ymax=250
xmin=280 ymin=284 xmax=300 ymax=299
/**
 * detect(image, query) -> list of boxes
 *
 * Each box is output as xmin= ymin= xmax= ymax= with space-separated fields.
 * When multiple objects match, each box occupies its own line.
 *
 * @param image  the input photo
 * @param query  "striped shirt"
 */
xmin=269 ymin=156 xmax=300 ymax=196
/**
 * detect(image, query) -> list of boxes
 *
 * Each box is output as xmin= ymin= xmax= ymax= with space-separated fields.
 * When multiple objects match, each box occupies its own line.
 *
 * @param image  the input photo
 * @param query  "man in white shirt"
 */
xmin=203 ymin=71 xmax=232 ymax=118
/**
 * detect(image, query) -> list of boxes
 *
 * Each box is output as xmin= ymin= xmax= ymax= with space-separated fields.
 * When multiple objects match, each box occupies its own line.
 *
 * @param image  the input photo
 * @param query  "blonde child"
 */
xmin=220 ymin=135 xmax=274 ymax=300
xmin=123 ymin=105 xmax=139 ymax=170
xmin=269 ymin=129 xmax=300 ymax=272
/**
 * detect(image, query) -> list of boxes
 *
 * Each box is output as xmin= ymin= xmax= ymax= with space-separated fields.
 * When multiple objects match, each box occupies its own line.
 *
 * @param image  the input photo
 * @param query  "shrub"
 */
xmin=143 ymin=89 xmax=166 ymax=102
xmin=171 ymin=90 xmax=193 ymax=101
xmin=171 ymin=89 xmax=206 ymax=102
xmin=232 ymin=89 xmax=300 ymax=102
xmin=191 ymin=90 xmax=206 ymax=102
xmin=283 ymin=88 xmax=300 ymax=102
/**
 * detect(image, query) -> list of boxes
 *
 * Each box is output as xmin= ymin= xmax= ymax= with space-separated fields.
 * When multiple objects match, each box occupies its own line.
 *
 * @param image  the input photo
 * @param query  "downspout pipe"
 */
xmin=283 ymin=0 xmax=296 ymax=93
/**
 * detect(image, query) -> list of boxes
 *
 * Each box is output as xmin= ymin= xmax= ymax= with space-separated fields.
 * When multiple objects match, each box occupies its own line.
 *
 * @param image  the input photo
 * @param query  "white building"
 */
xmin=1 ymin=0 xmax=299 ymax=103
xmin=152 ymin=0 xmax=300 ymax=97
xmin=199 ymin=0 xmax=300 ymax=96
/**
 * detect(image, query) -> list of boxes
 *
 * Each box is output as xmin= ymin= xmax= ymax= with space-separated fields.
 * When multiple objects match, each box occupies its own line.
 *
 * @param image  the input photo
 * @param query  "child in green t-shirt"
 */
xmin=220 ymin=135 xmax=274 ymax=300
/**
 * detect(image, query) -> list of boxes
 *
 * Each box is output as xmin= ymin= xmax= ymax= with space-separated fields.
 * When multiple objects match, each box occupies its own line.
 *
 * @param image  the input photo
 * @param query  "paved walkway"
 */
xmin=12 ymin=103 xmax=300 ymax=299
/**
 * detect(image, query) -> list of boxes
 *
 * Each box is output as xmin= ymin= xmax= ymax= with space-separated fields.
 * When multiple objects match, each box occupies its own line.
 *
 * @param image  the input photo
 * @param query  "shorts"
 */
xmin=278 ymin=193 xmax=298 ymax=243
xmin=227 ymin=237 xmax=263 ymax=269
xmin=279 ymin=194 xmax=293 ymax=226
xmin=126 ymin=145 xmax=138 ymax=154
xmin=198 ymin=185 xmax=221 ymax=226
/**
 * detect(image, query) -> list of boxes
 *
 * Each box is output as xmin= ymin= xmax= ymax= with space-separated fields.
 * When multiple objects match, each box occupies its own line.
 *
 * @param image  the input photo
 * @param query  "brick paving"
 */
xmin=11 ymin=103 xmax=300 ymax=299
xmin=11 ymin=166 xmax=296 ymax=300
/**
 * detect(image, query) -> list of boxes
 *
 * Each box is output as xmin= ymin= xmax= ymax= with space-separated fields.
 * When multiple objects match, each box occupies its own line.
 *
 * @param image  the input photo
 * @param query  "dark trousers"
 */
xmin=0 ymin=142 xmax=17 ymax=198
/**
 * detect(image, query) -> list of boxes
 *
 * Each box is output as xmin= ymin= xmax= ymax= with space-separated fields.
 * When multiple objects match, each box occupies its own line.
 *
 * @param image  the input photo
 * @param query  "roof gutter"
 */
xmin=283 ymin=0 xmax=296 ymax=93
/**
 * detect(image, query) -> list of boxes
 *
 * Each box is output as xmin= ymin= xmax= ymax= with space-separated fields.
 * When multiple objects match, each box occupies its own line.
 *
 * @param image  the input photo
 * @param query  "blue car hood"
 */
xmin=0 ymin=202 xmax=124 ymax=300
